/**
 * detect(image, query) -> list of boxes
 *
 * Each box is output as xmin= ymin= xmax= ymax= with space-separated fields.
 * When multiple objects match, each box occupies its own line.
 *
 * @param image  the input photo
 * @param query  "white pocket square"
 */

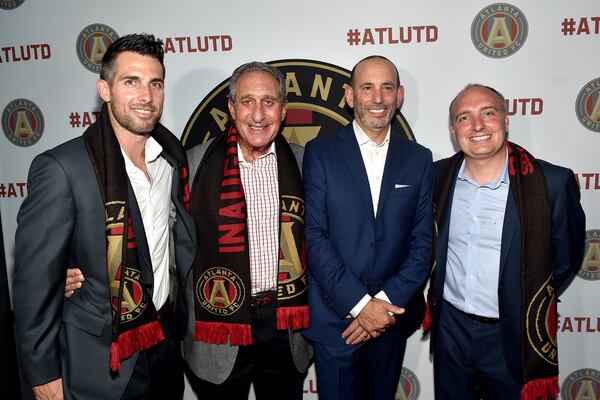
xmin=394 ymin=184 xmax=410 ymax=189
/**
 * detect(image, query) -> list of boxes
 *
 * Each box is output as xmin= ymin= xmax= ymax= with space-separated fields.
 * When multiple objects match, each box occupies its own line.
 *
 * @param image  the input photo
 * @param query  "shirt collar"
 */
xmin=237 ymin=141 xmax=277 ymax=165
xmin=353 ymin=120 xmax=390 ymax=147
xmin=457 ymin=146 xmax=510 ymax=187
xmin=145 ymin=136 xmax=164 ymax=163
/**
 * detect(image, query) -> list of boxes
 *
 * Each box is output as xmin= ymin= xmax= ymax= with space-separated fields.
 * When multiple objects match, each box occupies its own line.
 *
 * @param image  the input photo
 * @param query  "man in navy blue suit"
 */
xmin=427 ymin=84 xmax=585 ymax=400
xmin=302 ymin=55 xmax=434 ymax=400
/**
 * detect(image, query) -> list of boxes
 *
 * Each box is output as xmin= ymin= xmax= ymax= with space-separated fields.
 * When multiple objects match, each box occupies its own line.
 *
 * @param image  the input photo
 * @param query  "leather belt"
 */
xmin=448 ymin=301 xmax=499 ymax=324
xmin=250 ymin=291 xmax=277 ymax=308
xmin=156 ymin=301 xmax=173 ymax=324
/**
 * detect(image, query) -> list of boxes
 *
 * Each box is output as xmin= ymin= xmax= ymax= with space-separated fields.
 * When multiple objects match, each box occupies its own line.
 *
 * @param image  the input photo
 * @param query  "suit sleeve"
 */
xmin=381 ymin=150 xmax=434 ymax=307
xmin=303 ymin=140 xmax=370 ymax=317
xmin=13 ymin=154 xmax=75 ymax=386
xmin=551 ymin=168 xmax=585 ymax=295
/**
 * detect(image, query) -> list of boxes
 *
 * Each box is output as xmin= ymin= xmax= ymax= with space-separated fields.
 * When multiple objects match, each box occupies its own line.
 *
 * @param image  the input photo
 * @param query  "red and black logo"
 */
xmin=76 ymin=23 xmax=119 ymax=73
xmin=2 ymin=98 xmax=44 ymax=147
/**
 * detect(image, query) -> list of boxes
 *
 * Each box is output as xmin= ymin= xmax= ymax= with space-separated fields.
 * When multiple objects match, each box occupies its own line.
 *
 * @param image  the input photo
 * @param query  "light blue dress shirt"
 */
xmin=442 ymin=151 xmax=510 ymax=318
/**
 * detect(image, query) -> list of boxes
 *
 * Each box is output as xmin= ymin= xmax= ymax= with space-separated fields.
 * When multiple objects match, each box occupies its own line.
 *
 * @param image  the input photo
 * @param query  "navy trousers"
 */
xmin=433 ymin=300 xmax=521 ymax=400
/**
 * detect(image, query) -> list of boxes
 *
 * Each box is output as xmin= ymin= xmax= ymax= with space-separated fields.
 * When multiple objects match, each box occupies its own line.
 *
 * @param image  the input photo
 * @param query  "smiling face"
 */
xmin=228 ymin=70 xmax=287 ymax=161
xmin=97 ymin=51 xmax=164 ymax=137
xmin=450 ymin=86 xmax=508 ymax=164
xmin=346 ymin=57 xmax=404 ymax=142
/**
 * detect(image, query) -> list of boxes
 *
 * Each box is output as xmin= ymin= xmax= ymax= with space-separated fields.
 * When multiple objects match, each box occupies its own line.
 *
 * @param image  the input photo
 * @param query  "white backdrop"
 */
xmin=1 ymin=1 xmax=598 ymax=399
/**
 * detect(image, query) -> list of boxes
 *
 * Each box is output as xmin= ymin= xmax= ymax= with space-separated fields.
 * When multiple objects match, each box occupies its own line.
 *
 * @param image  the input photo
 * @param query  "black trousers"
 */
xmin=121 ymin=308 xmax=184 ymax=400
xmin=186 ymin=301 xmax=306 ymax=400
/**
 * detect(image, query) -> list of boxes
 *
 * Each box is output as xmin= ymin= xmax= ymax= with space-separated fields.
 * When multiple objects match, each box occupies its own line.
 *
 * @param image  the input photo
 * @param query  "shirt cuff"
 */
xmin=349 ymin=294 xmax=372 ymax=318
xmin=375 ymin=290 xmax=394 ymax=315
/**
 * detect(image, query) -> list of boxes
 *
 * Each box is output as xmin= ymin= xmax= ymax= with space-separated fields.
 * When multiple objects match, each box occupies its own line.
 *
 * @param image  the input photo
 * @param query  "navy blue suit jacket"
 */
xmin=430 ymin=155 xmax=585 ymax=383
xmin=302 ymin=123 xmax=433 ymax=346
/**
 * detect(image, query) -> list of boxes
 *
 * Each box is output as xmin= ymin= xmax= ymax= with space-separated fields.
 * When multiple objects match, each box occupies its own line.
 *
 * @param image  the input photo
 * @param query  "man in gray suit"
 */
xmin=13 ymin=34 xmax=195 ymax=400
xmin=183 ymin=61 xmax=312 ymax=399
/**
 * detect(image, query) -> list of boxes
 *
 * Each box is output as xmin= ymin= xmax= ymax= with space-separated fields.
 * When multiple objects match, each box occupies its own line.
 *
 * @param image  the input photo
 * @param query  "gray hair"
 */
xmin=228 ymin=61 xmax=286 ymax=103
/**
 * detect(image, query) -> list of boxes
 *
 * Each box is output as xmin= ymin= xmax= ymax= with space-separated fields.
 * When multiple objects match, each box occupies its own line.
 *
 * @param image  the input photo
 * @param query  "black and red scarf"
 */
xmin=424 ymin=142 xmax=558 ymax=399
xmin=191 ymin=125 xmax=309 ymax=345
xmin=83 ymin=103 xmax=190 ymax=371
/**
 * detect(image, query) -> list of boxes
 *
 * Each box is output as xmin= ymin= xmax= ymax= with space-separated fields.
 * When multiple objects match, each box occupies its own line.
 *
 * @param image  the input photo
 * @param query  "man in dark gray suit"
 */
xmin=13 ymin=34 xmax=195 ymax=400
xmin=183 ymin=61 xmax=312 ymax=399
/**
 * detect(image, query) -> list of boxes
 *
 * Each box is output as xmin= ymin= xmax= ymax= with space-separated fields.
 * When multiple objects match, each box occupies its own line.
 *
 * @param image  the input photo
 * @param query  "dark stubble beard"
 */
xmin=109 ymin=102 xmax=161 ymax=136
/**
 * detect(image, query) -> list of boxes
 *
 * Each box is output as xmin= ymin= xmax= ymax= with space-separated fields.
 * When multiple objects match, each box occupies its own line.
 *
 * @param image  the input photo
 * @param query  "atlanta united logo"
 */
xmin=197 ymin=267 xmax=245 ymax=316
xmin=278 ymin=195 xmax=308 ymax=300
xmin=560 ymin=368 xmax=600 ymax=400
xmin=0 ymin=0 xmax=24 ymax=9
xmin=181 ymin=59 xmax=414 ymax=149
xmin=579 ymin=229 xmax=600 ymax=281
xmin=113 ymin=267 xmax=148 ymax=323
xmin=471 ymin=3 xmax=528 ymax=59
xmin=525 ymin=276 xmax=558 ymax=365
xmin=76 ymin=23 xmax=119 ymax=73
xmin=2 ymin=98 xmax=44 ymax=147
xmin=575 ymin=78 xmax=600 ymax=133
xmin=396 ymin=367 xmax=421 ymax=400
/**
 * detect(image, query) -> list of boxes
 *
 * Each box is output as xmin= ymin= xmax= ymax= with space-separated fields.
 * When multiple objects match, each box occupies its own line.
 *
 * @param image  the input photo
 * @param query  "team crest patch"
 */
xmin=560 ymin=368 xmax=600 ymax=400
xmin=575 ymin=78 xmax=600 ymax=133
xmin=181 ymin=59 xmax=415 ymax=149
xmin=0 ymin=0 xmax=25 ymax=9
xmin=2 ymin=98 xmax=44 ymax=147
xmin=396 ymin=367 xmax=421 ymax=399
xmin=471 ymin=3 xmax=528 ymax=59
xmin=76 ymin=23 xmax=119 ymax=73
xmin=112 ymin=267 xmax=148 ymax=323
xmin=196 ymin=267 xmax=246 ymax=316
xmin=525 ymin=276 xmax=558 ymax=365
xmin=578 ymin=229 xmax=600 ymax=281
xmin=277 ymin=195 xmax=308 ymax=300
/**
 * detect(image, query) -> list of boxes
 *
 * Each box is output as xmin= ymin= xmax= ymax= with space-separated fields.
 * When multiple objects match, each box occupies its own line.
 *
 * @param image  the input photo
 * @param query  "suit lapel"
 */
xmin=499 ymin=189 xmax=519 ymax=278
xmin=376 ymin=130 xmax=404 ymax=217
xmin=338 ymin=126 xmax=376 ymax=224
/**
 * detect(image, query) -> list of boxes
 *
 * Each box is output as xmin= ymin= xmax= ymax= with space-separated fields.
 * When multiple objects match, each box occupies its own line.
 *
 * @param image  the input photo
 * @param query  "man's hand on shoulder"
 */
xmin=33 ymin=378 xmax=64 ymax=400
xmin=357 ymin=298 xmax=404 ymax=337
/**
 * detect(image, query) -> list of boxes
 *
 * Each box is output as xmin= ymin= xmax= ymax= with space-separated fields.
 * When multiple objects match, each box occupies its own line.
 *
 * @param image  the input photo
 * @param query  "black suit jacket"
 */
xmin=13 ymin=136 xmax=195 ymax=399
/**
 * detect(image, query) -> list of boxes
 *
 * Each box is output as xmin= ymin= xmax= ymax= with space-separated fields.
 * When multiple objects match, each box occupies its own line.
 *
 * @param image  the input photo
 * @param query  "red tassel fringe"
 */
xmin=109 ymin=320 xmax=164 ymax=371
xmin=421 ymin=301 xmax=432 ymax=331
xmin=520 ymin=376 xmax=559 ymax=400
xmin=195 ymin=321 xmax=252 ymax=346
xmin=276 ymin=306 xmax=309 ymax=330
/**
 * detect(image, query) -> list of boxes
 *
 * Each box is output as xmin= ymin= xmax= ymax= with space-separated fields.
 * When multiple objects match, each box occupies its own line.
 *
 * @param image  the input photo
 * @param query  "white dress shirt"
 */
xmin=122 ymin=137 xmax=173 ymax=309
xmin=349 ymin=120 xmax=393 ymax=317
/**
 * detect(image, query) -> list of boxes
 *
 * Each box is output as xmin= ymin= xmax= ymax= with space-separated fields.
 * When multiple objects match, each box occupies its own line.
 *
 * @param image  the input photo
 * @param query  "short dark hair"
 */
xmin=350 ymin=55 xmax=400 ymax=88
xmin=449 ymin=84 xmax=507 ymax=123
xmin=228 ymin=61 xmax=286 ymax=103
xmin=100 ymin=33 xmax=165 ymax=84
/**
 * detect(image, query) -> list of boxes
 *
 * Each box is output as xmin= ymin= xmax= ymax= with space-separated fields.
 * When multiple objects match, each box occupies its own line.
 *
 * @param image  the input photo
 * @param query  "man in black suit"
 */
xmin=13 ymin=33 xmax=195 ymax=400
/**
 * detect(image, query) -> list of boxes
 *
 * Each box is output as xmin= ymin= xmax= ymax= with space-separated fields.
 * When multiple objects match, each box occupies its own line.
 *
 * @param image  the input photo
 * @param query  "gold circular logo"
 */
xmin=196 ymin=267 xmax=245 ymax=316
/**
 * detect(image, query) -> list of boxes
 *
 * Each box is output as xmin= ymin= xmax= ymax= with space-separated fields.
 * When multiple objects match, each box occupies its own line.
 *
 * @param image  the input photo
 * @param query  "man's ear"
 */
xmin=97 ymin=79 xmax=111 ymax=102
xmin=345 ymin=85 xmax=355 ymax=109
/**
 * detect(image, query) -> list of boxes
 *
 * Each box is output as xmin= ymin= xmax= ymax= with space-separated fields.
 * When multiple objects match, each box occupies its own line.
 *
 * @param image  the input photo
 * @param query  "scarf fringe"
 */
xmin=276 ymin=306 xmax=309 ymax=330
xmin=520 ymin=376 xmax=558 ymax=400
xmin=195 ymin=321 xmax=252 ymax=346
xmin=109 ymin=320 xmax=164 ymax=371
xmin=421 ymin=301 xmax=432 ymax=332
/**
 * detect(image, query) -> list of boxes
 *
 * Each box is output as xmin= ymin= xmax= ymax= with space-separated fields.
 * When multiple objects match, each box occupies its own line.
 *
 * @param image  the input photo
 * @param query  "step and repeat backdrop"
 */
xmin=1 ymin=1 xmax=598 ymax=398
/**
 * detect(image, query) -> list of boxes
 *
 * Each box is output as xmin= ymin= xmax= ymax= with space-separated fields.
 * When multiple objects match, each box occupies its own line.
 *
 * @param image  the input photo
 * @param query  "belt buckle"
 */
xmin=250 ymin=291 xmax=277 ymax=308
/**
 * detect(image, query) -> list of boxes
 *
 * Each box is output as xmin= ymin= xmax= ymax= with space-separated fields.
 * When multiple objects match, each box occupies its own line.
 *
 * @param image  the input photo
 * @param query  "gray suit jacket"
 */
xmin=13 ymin=136 xmax=196 ymax=399
xmin=183 ymin=136 xmax=312 ymax=384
